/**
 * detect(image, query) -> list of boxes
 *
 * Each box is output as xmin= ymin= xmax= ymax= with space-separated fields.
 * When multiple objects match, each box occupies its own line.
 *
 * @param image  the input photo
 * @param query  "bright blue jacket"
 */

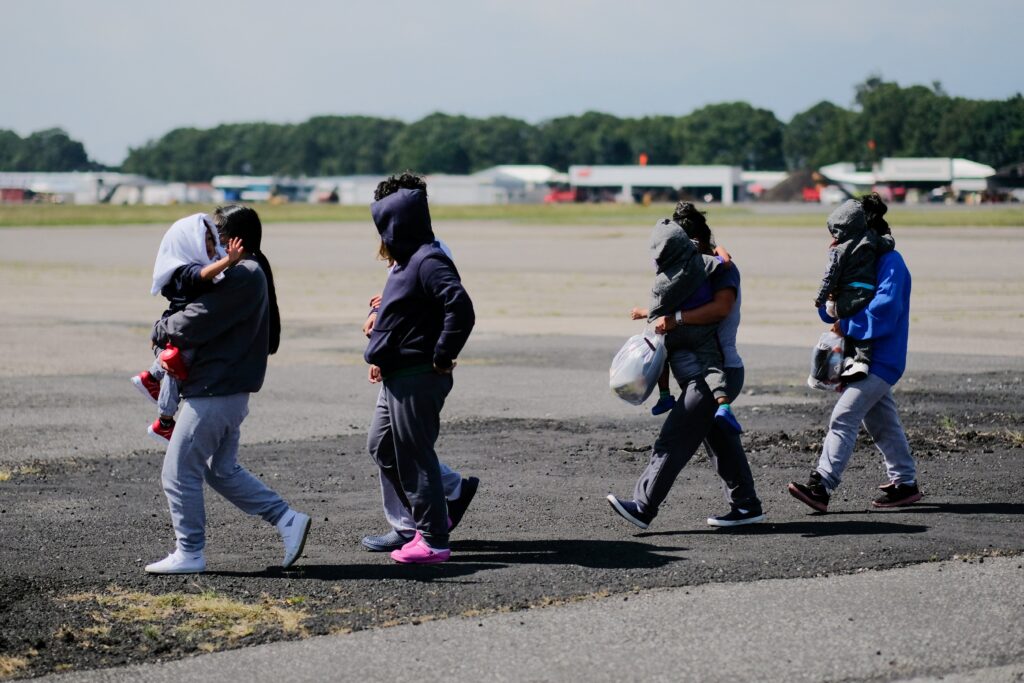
xmin=818 ymin=250 xmax=911 ymax=385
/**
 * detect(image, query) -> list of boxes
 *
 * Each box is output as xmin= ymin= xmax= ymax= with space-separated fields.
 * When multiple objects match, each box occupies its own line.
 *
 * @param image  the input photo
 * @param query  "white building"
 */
xmin=0 ymin=172 xmax=156 ymax=204
xmin=818 ymin=158 xmax=996 ymax=200
xmin=568 ymin=165 xmax=745 ymax=205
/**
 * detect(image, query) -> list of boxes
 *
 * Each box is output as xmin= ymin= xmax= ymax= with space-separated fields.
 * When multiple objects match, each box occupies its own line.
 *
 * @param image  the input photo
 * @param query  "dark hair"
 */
xmin=374 ymin=171 xmax=427 ymax=201
xmin=671 ymin=201 xmax=715 ymax=254
xmin=212 ymin=205 xmax=281 ymax=355
xmin=861 ymin=192 xmax=891 ymax=236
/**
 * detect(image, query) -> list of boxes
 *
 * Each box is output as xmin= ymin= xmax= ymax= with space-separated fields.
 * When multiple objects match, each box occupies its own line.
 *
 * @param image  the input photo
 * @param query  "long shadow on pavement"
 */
xmin=206 ymin=562 xmax=506 ymax=582
xmin=450 ymin=538 xmax=685 ymax=569
xmin=636 ymin=519 xmax=928 ymax=538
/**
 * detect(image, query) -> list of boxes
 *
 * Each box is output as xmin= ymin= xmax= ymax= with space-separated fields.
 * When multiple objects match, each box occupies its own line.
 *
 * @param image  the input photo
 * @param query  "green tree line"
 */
xmin=3 ymin=78 xmax=1023 ymax=180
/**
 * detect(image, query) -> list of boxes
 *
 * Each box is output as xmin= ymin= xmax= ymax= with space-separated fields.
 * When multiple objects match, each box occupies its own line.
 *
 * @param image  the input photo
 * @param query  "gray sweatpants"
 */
xmin=816 ymin=373 xmax=916 ymax=492
xmin=161 ymin=393 xmax=290 ymax=553
xmin=633 ymin=354 xmax=717 ymax=515
xmin=380 ymin=441 xmax=463 ymax=533
xmin=367 ymin=371 xmax=453 ymax=549
xmin=704 ymin=366 xmax=761 ymax=511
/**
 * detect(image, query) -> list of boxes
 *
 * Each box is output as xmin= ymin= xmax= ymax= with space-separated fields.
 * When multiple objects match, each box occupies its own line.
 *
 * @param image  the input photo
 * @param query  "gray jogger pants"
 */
xmin=633 ymin=357 xmax=717 ymax=515
xmin=161 ymin=393 xmax=290 ymax=553
xmin=815 ymin=373 xmax=916 ymax=491
xmin=367 ymin=371 xmax=453 ymax=549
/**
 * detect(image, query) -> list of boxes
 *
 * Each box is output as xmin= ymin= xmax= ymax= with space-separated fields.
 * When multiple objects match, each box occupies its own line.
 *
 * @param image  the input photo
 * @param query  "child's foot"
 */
xmin=147 ymin=417 xmax=175 ymax=445
xmin=714 ymin=404 xmax=743 ymax=434
xmin=651 ymin=394 xmax=675 ymax=416
xmin=840 ymin=359 xmax=869 ymax=382
xmin=131 ymin=372 xmax=160 ymax=405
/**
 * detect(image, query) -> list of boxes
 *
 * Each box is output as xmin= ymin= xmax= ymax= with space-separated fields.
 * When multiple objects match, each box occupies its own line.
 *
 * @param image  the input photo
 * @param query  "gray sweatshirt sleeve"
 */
xmin=152 ymin=264 xmax=261 ymax=349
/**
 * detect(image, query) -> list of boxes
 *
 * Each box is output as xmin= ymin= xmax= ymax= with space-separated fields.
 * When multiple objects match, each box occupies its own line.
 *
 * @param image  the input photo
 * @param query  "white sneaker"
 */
xmin=145 ymin=549 xmax=206 ymax=574
xmin=840 ymin=359 xmax=870 ymax=381
xmin=277 ymin=509 xmax=311 ymax=569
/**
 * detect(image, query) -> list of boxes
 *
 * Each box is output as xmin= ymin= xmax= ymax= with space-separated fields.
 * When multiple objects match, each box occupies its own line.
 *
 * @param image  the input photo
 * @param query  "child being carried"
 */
xmin=811 ymin=197 xmax=895 ymax=383
xmin=130 ymin=213 xmax=243 ymax=444
xmin=631 ymin=217 xmax=742 ymax=434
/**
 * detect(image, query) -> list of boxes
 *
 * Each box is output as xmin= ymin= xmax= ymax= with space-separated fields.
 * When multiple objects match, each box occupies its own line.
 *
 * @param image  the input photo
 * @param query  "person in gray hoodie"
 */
xmin=144 ymin=205 xmax=311 ymax=574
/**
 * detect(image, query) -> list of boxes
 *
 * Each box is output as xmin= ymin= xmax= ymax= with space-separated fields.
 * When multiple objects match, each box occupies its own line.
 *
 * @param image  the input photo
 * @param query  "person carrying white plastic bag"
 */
xmin=609 ymin=328 xmax=666 ymax=405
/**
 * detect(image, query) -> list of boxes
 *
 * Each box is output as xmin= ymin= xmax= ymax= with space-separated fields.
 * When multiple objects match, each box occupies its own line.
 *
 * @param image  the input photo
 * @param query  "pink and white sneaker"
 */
xmin=390 ymin=532 xmax=450 ymax=564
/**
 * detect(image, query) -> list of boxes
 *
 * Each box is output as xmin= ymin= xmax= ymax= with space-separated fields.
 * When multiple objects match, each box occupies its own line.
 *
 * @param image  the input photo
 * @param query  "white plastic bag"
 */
xmin=807 ymin=330 xmax=844 ymax=390
xmin=610 ymin=330 xmax=667 ymax=405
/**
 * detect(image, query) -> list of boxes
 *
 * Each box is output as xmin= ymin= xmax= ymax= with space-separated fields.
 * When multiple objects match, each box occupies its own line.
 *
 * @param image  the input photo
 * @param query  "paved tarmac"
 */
xmin=41 ymin=556 xmax=1024 ymax=683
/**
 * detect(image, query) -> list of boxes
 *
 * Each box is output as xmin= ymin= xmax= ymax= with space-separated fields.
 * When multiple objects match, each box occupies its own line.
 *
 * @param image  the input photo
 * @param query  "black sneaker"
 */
xmin=787 ymin=471 xmax=830 ymax=513
xmin=707 ymin=506 xmax=765 ymax=527
xmin=872 ymin=481 xmax=922 ymax=508
xmin=606 ymin=495 xmax=655 ymax=529
xmin=361 ymin=529 xmax=414 ymax=552
xmin=447 ymin=476 xmax=479 ymax=531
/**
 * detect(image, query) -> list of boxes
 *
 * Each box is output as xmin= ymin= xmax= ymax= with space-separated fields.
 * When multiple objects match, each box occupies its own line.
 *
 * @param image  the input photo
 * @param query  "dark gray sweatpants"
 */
xmin=367 ymin=371 xmax=453 ymax=549
xmin=633 ymin=361 xmax=717 ymax=515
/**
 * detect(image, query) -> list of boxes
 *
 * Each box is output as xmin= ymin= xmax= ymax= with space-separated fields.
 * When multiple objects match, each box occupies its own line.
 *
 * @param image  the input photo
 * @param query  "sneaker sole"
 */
xmin=787 ymin=483 xmax=829 ymax=513
xmin=282 ymin=517 xmax=312 ymax=569
xmin=706 ymin=513 xmax=766 ymax=527
xmin=147 ymin=427 xmax=171 ymax=446
xmin=131 ymin=376 xmax=159 ymax=405
xmin=361 ymin=534 xmax=413 ymax=552
xmin=448 ymin=476 xmax=479 ymax=532
xmin=871 ymin=492 xmax=923 ymax=508
xmin=390 ymin=552 xmax=450 ymax=565
xmin=606 ymin=495 xmax=650 ymax=529
xmin=144 ymin=564 xmax=205 ymax=574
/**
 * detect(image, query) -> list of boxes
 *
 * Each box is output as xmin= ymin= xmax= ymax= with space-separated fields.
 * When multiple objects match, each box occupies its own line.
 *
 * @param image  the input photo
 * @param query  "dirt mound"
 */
xmin=762 ymin=169 xmax=816 ymax=202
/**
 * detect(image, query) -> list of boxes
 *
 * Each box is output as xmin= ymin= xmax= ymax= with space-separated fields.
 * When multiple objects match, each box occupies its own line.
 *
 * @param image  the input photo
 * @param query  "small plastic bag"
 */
xmin=807 ymin=330 xmax=843 ymax=391
xmin=610 ymin=330 xmax=667 ymax=405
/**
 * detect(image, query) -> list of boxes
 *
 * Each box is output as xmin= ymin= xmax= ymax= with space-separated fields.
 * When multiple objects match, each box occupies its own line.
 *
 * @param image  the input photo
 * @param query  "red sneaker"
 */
xmin=147 ymin=418 xmax=174 ymax=445
xmin=131 ymin=371 xmax=160 ymax=405
xmin=159 ymin=345 xmax=189 ymax=381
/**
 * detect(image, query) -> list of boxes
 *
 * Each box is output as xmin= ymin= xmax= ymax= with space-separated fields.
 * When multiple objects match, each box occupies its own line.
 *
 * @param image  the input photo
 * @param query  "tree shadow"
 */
xmin=638 ymin=519 xmax=928 ymax=539
xmin=450 ymin=538 xmax=685 ymax=569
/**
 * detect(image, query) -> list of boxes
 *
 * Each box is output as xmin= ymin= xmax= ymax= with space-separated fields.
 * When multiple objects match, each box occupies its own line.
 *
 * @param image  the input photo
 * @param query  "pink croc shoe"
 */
xmin=390 ymin=532 xmax=450 ymax=564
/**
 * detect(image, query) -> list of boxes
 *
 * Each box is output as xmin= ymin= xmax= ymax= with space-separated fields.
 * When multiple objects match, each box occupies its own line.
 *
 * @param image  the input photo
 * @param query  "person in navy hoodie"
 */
xmin=788 ymin=193 xmax=922 ymax=512
xmin=364 ymin=173 xmax=475 ymax=564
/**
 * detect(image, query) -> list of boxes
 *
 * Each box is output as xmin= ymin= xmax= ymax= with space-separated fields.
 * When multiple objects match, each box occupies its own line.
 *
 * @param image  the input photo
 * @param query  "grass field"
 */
xmin=0 ymin=201 xmax=1022 ymax=228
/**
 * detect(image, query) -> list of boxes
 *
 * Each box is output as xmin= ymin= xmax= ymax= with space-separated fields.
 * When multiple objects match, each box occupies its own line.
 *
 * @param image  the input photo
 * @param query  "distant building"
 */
xmin=0 ymin=172 xmax=156 ymax=204
xmin=568 ymin=165 xmax=745 ymax=205
xmin=818 ymin=158 xmax=996 ymax=202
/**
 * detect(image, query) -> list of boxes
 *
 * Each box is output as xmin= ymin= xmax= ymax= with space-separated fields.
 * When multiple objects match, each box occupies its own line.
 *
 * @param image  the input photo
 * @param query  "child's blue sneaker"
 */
xmin=651 ymin=394 xmax=676 ymax=416
xmin=714 ymin=405 xmax=743 ymax=434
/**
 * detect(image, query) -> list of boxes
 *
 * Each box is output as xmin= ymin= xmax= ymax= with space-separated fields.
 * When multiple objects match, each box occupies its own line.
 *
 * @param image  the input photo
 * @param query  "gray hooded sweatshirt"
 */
xmin=814 ymin=199 xmax=895 ymax=315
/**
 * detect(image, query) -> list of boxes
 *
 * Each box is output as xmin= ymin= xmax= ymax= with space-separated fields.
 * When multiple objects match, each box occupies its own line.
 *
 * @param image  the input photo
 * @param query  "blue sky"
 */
xmin=3 ymin=0 xmax=1021 ymax=165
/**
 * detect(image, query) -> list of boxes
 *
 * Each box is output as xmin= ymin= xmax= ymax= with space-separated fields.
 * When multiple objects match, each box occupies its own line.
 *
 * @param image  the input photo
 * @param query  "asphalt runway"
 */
xmin=1 ymin=220 xmax=1023 ymax=680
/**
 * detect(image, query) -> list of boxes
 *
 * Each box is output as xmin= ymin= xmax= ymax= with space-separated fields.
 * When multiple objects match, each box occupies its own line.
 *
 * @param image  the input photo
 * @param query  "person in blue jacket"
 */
xmin=788 ymin=193 xmax=922 ymax=512
xmin=364 ymin=173 xmax=475 ymax=564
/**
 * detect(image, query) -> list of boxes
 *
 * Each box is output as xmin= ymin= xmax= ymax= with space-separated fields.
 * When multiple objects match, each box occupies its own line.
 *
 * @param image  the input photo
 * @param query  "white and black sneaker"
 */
xmin=707 ymin=506 xmax=765 ymax=527
xmin=840 ymin=358 xmax=869 ymax=382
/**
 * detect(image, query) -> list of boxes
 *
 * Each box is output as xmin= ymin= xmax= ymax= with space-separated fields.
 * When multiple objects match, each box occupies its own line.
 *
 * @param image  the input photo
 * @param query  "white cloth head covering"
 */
xmin=150 ymin=213 xmax=218 ymax=295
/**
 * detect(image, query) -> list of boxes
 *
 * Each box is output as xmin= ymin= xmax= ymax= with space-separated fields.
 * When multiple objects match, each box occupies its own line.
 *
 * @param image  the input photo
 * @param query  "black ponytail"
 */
xmin=671 ymin=201 xmax=715 ymax=254
xmin=861 ymin=192 xmax=891 ymax=236
xmin=213 ymin=204 xmax=281 ymax=355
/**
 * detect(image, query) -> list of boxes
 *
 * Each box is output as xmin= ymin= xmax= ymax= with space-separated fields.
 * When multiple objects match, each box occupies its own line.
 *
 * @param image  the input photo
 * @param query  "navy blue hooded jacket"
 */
xmin=364 ymin=188 xmax=475 ymax=375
